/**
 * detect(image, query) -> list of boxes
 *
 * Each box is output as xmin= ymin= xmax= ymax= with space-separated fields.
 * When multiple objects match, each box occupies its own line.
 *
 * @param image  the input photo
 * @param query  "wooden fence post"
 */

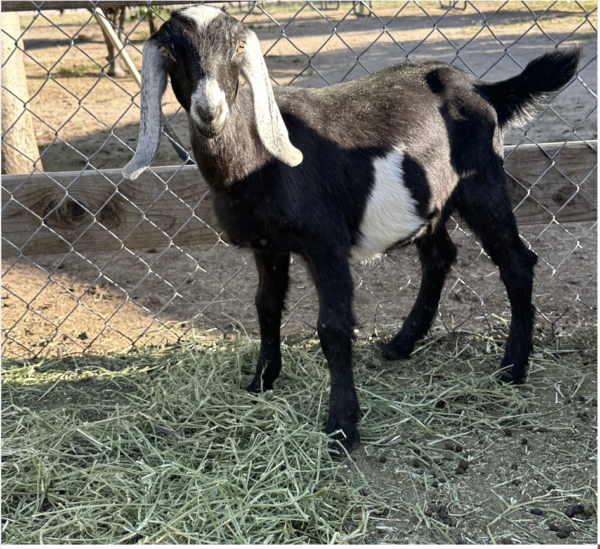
xmin=1 ymin=12 xmax=42 ymax=174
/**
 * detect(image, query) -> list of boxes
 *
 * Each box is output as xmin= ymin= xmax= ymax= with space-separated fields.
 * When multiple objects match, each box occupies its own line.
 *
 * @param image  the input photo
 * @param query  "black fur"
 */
xmin=477 ymin=48 xmax=582 ymax=129
xmin=148 ymin=9 xmax=581 ymax=452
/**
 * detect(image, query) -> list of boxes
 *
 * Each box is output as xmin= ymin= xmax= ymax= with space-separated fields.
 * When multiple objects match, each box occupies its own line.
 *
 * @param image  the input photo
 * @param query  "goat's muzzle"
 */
xmin=193 ymin=103 xmax=226 ymax=138
xmin=190 ymin=78 xmax=229 ymax=139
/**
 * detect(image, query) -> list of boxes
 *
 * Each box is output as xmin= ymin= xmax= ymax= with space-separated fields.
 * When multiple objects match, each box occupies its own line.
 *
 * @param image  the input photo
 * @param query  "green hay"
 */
xmin=1 ymin=328 xmax=595 ymax=543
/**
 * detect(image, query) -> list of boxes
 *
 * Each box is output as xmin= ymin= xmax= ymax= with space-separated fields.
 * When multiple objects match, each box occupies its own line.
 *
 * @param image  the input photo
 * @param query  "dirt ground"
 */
xmin=1 ymin=220 xmax=597 ymax=357
xmin=353 ymin=326 xmax=598 ymax=544
xmin=1 ymin=2 xmax=597 ymax=357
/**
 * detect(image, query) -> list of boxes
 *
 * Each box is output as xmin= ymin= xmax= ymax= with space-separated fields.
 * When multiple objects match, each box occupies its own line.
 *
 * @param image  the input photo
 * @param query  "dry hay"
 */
xmin=2 ymin=325 xmax=597 ymax=544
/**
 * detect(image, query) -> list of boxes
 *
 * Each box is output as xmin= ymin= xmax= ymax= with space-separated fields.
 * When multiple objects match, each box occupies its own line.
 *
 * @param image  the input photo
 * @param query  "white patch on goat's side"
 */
xmin=351 ymin=148 xmax=425 ymax=262
xmin=178 ymin=5 xmax=223 ymax=32
xmin=190 ymin=78 xmax=229 ymax=128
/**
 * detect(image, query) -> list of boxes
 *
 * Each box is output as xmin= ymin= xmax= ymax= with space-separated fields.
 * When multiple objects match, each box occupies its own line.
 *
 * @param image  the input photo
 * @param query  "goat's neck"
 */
xmin=189 ymin=90 xmax=269 ymax=190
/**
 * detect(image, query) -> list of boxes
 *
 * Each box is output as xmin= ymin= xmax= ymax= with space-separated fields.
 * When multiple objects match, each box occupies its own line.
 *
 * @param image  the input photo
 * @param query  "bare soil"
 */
xmin=353 ymin=327 xmax=597 ymax=544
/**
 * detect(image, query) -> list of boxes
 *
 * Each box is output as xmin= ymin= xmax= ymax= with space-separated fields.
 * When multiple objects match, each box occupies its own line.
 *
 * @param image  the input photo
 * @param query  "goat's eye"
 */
xmin=158 ymin=45 xmax=170 ymax=58
xmin=236 ymin=42 xmax=246 ymax=54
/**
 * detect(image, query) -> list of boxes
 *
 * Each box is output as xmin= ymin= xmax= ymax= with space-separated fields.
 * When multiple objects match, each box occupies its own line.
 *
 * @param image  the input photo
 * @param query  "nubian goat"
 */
xmin=123 ymin=5 xmax=581 ymax=452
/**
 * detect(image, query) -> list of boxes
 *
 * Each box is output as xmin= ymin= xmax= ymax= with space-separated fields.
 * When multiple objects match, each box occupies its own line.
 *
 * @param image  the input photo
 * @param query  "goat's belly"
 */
xmin=350 ymin=148 xmax=425 ymax=262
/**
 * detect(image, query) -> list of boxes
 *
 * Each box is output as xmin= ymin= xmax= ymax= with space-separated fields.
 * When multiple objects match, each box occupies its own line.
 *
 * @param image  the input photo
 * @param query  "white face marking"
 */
xmin=178 ymin=5 xmax=223 ymax=32
xmin=351 ymin=147 xmax=425 ymax=262
xmin=190 ymin=78 xmax=229 ymax=128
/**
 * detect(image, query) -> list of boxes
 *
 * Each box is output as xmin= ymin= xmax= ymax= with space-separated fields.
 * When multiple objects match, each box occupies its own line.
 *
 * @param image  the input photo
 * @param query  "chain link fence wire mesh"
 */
xmin=1 ymin=1 xmax=597 ymax=358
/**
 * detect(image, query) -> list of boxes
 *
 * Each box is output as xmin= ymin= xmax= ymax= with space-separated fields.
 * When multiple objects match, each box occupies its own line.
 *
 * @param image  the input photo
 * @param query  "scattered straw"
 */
xmin=2 ymin=326 xmax=596 ymax=543
xmin=2 ymin=338 xmax=380 ymax=543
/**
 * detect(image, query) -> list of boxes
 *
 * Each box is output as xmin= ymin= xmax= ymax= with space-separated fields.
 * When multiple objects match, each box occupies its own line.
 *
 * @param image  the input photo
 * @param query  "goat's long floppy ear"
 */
xmin=122 ymin=38 xmax=168 ymax=180
xmin=241 ymin=31 xmax=303 ymax=167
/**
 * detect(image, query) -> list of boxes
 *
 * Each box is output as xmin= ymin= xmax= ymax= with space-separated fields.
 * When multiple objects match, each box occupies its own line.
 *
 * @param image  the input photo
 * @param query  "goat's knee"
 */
xmin=317 ymin=320 xmax=353 ymax=363
xmin=255 ymin=289 xmax=282 ymax=326
xmin=499 ymin=246 xmax=537 ymax=300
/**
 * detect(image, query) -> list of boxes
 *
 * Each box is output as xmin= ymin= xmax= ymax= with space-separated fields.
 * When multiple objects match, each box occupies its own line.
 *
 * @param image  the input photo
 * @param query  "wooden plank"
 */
xmin=2 ymin=1 xmax=200 ymax=11
xmin=503 ymin=141 xmax=597 ymax=225
xmin=1 ymin=167 xmax=222 ymax=257
xmin=1 ymin=141 xmax=596 ymax=257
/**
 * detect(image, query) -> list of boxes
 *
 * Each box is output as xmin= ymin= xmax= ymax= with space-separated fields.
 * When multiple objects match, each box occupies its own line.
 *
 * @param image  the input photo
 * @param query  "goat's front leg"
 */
xmin=248 ymin=250 xmax=290 ymax=392
xmin=307 ymin=247 xmax=360 ymax=452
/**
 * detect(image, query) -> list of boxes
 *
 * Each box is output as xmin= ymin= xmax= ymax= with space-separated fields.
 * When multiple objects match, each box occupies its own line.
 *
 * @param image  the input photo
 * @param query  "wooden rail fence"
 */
xmin=2 ymin=141 xmax=597 ymax=258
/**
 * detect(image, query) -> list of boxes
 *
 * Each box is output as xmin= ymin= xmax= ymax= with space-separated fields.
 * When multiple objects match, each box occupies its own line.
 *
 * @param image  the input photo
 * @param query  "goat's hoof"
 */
xmin=328 ymin=435 xmax=360 ymax=457
xmin=326 ymin=423 xmax=360 ymax=455
xmin=246 ymin=378 xmax=273 ymax=393
xmin=499 ymin=369 xmax=526 ymax=385
xmin=381 ymin=341 xmax=412 ymax=361
xmin=328 ymin=439 xmax=357 ymax=459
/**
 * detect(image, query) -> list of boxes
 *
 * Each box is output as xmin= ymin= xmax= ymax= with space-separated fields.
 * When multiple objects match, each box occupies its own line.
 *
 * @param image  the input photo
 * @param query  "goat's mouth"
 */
xmin=195 ymin=123 xmax=225 ymax=139
xmin=190 ymin=107 xmax=228 ymax=139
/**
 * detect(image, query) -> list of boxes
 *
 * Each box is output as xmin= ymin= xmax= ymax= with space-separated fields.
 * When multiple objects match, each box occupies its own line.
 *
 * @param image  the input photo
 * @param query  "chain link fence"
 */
xmin=1 ymin=1 xmax=597 ymax=358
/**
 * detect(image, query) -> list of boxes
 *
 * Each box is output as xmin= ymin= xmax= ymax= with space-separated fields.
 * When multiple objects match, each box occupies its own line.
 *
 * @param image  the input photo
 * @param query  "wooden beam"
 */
xmin=2 ymin=166 xmax=221 ymax=256
xmin=1 ymin=141 xmax=596 ymax=257
xmin=1 ymin=1 xmax=205 ymax=11
xmin=503 ymin=141 xmax=597 ymax=225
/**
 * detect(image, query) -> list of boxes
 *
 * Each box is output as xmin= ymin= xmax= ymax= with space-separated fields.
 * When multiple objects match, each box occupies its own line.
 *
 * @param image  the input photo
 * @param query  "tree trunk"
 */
xmin=148 ymin=9 xmax=157 ymax=35
xmin=1 ymin=12 xmax=42 ymax=174
xmin=118 ymin=6 xmax=126 ymax=42
xmin=98 ymin=7 xmax=126 ymax=77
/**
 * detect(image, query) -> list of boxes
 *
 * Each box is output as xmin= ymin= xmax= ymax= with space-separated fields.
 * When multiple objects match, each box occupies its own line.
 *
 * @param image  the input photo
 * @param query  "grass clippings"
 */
xmin=2 ymin=326 xmax=597 ymax=544
xmin=2 ymin=338 xmax=380 ymax=544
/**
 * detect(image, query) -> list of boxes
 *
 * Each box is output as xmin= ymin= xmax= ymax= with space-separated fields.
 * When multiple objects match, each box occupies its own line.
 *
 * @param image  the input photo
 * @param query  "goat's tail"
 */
xmin=479 ymin=47 xmax=582 ymax=129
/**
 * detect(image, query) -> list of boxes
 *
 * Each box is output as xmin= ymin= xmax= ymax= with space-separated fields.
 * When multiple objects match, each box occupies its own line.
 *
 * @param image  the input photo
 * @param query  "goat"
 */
xmin=122 ymin=5 xmax=581 ymax=452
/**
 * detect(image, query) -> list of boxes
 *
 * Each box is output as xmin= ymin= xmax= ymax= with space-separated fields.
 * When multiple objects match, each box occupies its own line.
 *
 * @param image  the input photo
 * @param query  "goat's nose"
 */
xmin=196 ymin=104 xmax=222 ymax=124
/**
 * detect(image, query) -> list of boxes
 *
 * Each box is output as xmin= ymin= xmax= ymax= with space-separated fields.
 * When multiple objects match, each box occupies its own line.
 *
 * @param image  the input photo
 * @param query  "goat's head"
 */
xmin=123 ymin=5 xmax=302 ymax=180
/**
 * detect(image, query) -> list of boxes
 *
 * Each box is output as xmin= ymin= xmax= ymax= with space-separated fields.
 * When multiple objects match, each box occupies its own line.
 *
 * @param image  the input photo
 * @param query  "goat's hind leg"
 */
xmin=383 ymin=227 xmax=457 ymax=361
xmin=455 ymin=171 xmax=537 ymax=384
xmin=248 ymin=250 xmax=290 ymax=392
